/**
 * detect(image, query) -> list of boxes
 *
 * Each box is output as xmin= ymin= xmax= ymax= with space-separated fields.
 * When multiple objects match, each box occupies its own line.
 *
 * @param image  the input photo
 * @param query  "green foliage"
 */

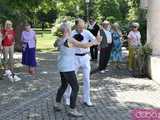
xmin=36 ymin=32 xmax=57 ymax=52
xmin=99 ymin=0 xmax=122 ymax=19
xmin=52 ymin=16 xmax=75 ymax=37
xmin=138 ymin=9 xmax=147 ymax=45
xmin=133 ymin=43 xmax=152 ymax=77
xmin=0 ymin=0 xmax=146 ymax=45
xmin=0 ymin=0 xmax=58 ymax=25
xmin=106 ymin=16 xmax=116 ymax=23
xmin=53 ymin=25 xmax=63 ymax=38
xmin=138 ymin=44 xmax=152 ymax=56
xmin=0 ymin=0 xmax=143 ymax=25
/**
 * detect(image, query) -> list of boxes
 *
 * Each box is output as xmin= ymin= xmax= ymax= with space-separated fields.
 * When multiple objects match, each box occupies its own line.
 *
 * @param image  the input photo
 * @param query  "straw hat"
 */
xmin=132 ymin=22 xmax=140 ymax=28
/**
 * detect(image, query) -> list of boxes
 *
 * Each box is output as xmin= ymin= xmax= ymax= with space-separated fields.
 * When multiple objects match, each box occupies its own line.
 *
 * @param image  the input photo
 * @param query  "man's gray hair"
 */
xmin=75 ymin=18 xmax=85 ymax=25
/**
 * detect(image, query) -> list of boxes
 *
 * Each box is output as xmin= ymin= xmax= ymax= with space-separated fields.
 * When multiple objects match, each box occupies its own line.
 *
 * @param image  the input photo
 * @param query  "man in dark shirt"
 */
xmin=88 ymin=18 xmax=100 ymax=61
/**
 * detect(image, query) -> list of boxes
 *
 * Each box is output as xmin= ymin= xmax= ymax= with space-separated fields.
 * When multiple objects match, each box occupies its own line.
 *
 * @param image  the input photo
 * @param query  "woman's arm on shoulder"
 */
xmin=54 ymin=38 xmax=64 ymax=47
xmin=68 ymin=38 xmax=94 ymax=48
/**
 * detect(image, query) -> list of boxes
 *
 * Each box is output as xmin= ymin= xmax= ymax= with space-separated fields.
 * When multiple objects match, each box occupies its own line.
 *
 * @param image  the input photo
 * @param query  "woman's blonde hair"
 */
xmin=112 ymin=22 xmax=120 ymax=31
xmin=5 ymin=20 xmax=13 ymax=29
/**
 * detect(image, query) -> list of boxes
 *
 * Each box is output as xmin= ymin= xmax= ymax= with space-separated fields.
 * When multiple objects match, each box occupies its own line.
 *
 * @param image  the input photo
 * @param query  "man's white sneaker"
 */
xmin=68 ymin=108 xmax=83 ymax=117
xmin=105 ymin=69 xmax=109 ymax=72
xmin=13 ymin=75 xmax=21 ymax=82
xmin=100 ymin=70 xmax=105 ymax=74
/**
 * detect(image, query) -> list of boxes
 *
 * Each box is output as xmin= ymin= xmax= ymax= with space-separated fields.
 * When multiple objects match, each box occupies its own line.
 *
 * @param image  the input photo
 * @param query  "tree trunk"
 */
xmin=14 ymin=22 xmax=24 ymax=52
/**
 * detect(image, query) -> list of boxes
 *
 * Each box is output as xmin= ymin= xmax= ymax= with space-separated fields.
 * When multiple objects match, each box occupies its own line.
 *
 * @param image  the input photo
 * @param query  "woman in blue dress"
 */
xmin=111 ymin=23 xmax=122 ymax=68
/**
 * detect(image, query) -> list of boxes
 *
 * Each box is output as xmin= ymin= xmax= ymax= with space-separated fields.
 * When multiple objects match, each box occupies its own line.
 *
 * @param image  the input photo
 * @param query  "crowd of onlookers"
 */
xmin=87 ymin=18 xmax=141 ymax=73
xmin=0 ymin=18 xmax=141 ymax=79
xmin=0 ymin=20 xmax=37 ymax=82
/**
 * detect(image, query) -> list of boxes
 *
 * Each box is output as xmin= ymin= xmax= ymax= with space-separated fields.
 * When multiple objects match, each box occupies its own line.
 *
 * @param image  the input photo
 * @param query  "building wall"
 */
xmin=147 ymin=0 xmax=160 ymax=56
xmin=147 ymin=0 xmax=160 ymax=83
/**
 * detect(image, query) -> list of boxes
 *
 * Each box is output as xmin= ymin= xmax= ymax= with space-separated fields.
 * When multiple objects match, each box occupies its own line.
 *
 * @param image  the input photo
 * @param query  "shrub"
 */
xmin=133 ymin=43 xmax=152 ymax=77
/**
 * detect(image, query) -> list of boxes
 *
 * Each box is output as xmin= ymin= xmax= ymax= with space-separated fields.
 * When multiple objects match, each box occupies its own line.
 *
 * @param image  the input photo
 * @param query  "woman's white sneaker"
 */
xmin=8 ymin=74 xmax=14 ymax=82
xmin=3 ymin=70 xmax=11 ymax=76
xmin=68 ymin=108 xmax=83 ymax=117
xmin=100 ymin=70 xmax=105 ymax=74
xmin=8 ymin=74 xmax=21 ymax=82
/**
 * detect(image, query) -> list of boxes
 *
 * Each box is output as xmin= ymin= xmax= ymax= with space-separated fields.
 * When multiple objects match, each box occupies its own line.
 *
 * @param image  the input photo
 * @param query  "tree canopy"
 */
xmin=0 ymin=0 xmax=142 ymax=25
xmin=0 ymin=0 xmax=147 ymax=51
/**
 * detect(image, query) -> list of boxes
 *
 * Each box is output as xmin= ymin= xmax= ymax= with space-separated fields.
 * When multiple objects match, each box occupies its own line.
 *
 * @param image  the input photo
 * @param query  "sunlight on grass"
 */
xmin=36 ymin=32 xmax=57 ymax=52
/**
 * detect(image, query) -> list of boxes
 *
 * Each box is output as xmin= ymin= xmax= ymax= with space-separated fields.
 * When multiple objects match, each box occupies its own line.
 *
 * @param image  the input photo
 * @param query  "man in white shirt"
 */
xmin=64 ymin=19 xmax=101 ymax=107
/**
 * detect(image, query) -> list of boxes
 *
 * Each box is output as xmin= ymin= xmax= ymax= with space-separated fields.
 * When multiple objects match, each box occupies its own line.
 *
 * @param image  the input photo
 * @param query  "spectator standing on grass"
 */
xmin=21 ymin=22 xmax=37 ymax=75
xmin=1 ymin=20 xmax=21 ymax=82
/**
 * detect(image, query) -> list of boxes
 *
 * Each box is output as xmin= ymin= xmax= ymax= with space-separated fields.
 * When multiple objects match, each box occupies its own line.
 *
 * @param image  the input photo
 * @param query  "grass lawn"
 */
xmin=36 ymin=31 xmax=57 ymax=52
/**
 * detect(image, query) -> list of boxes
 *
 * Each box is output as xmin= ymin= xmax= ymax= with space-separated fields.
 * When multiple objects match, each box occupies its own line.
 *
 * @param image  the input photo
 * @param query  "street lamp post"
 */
xmin=85 ymin=0 xmax=90 ymax=21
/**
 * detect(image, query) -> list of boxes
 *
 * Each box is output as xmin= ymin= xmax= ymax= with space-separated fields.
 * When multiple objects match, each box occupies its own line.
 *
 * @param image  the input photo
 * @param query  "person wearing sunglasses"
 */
xmin=128 ymin=22 xmax=141 ymax=72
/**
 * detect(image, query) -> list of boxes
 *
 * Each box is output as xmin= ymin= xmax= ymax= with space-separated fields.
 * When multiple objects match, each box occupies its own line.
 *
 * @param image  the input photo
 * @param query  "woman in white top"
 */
xmin=127 ymin=22 xmax=141 ymax=71
xmin=54 ymin=23 xmax=98 ymax=117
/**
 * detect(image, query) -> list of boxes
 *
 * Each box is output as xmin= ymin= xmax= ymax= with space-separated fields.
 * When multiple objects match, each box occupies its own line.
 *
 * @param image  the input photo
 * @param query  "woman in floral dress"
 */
xmin=110 ymin=23 xmax=122 ymax=68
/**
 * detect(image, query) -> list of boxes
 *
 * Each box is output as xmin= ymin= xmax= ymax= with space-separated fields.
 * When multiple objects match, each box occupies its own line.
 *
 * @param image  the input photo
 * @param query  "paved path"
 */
xmin=0 ymin=50 xmax=160 ymax=120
